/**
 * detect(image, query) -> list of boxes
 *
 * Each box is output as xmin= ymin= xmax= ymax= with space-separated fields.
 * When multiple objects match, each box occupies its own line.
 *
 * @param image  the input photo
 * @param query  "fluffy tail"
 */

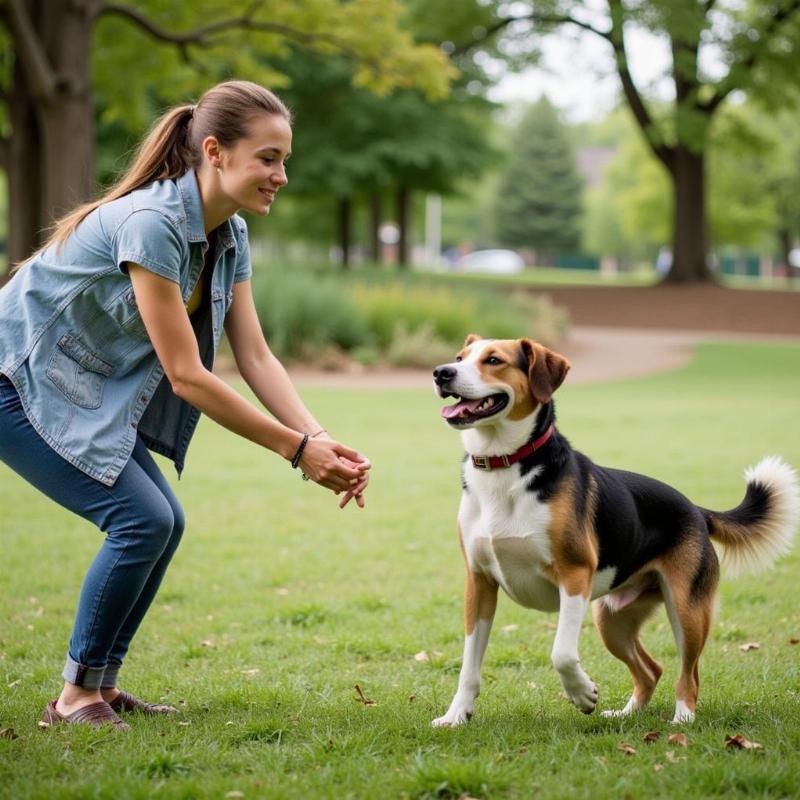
xmin=702 ymin=456 xmax=799 ymax=576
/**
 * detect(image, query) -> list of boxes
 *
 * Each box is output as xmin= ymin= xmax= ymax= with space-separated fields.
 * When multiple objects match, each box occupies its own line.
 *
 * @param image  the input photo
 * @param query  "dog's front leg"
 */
xmin=551 ymin=569 xmax=598 ymax=714
xmin=432 ymin=569 xmax=498 ymax=727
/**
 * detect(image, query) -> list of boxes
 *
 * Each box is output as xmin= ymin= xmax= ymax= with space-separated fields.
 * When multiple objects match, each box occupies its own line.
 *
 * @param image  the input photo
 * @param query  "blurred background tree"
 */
xmin=459 ymin=0 xmax=800 ymax=282
xmin=0 ymin=0 xmax=453 ymax=269
xmin=494 ymin=96 xmax=584 ymax=262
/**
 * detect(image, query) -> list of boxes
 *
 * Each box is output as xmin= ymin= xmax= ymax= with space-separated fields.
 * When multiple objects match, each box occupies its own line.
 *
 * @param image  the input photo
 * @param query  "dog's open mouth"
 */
xmin=440 ymin=393 xmax=509 ymax=425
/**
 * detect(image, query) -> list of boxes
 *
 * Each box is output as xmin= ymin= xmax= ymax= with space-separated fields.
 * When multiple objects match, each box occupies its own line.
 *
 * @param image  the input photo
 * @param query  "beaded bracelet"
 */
xmin=290 ymin=433 xmax=309 ymax=470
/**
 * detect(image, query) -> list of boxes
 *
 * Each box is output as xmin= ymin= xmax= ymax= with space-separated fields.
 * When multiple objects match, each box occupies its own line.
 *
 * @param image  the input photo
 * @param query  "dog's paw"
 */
xmin=562 ymin=673 xmax=598 ymax=714
xmin=431 ymin=707 xmax=473 ymax=727
xmin=670 ymin=700 xmax=695 ymax=725
xmin=601 ymin=695 xmax=642 ymax=718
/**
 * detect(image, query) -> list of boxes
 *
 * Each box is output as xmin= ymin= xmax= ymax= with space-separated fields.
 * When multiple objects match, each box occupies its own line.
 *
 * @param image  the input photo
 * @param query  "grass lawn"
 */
xmin=1 ymin=341 xmax=799 ymax=799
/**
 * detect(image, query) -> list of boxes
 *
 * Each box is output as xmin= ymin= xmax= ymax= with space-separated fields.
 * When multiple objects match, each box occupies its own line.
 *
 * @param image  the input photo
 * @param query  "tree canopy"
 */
xmin=495 ymin=97 xmax=584 ymax=257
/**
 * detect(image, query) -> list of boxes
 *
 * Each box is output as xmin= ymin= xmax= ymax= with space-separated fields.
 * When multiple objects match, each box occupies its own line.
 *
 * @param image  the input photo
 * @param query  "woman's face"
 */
xmin=217 ymin=113 xmax=292 ymax=216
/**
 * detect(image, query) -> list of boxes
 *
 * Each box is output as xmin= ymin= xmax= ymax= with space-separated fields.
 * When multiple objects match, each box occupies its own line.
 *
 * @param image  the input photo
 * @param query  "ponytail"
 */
xmin=16 ymin=81 xmax=290 ymax=270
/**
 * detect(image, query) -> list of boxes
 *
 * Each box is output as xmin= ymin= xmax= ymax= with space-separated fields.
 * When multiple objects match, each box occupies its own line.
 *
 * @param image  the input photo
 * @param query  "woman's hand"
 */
xmin=298 ymin=438 xmax=371 ymax=507
xmin=337 ymin=455 xmax=371 ymax=509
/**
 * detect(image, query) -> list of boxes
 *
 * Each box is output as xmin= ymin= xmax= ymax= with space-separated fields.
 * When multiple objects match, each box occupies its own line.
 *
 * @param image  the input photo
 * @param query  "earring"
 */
xmin=215 ymin=163 xmax=222 ymax=175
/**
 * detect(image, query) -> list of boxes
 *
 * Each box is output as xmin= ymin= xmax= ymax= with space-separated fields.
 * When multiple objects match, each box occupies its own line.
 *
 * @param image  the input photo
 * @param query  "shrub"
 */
xmin=251 ymin=267 xmax=372 ymax=359
xmin=251 ymin=265 xmax=569 ymax=364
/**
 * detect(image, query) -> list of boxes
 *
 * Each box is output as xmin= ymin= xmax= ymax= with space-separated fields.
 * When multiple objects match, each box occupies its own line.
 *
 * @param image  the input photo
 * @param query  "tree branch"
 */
xmin=703 ymin=0 xmax=800 ymax=114
xmin=4 ymin=0 xmax=58 ymax=101
xmin=94 ymin=3 xmax=365 ymax=63
xmin=453 ymin=11 xmax=611 ymax=55
xmin=608 ymin=0 xmax=673 ymax=171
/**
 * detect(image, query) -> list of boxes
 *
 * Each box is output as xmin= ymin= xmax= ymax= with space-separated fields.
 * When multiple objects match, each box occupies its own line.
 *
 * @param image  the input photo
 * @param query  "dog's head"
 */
xmin=433 ymin=334 xmax=571 ymax=428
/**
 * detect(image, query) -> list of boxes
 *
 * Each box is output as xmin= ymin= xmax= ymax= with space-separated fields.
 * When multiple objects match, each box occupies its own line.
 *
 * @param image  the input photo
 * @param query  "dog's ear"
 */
xmin=464 ymin=333 xmax=482 ymax=347
xmin=520 ymin=339 xmax=571 ymax=405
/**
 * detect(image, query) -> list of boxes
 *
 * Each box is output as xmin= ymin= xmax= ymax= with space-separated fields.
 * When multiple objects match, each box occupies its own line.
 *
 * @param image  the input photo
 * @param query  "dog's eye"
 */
xmin=485 ymin=356 xmax=503 ymax=366
xmin=455 ymin=356 xmax=463 ymax=362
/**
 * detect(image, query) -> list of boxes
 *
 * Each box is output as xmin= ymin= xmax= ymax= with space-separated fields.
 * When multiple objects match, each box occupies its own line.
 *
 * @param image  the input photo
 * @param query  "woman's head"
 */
xmin=29 ymin=81 xmax=291 ymax=259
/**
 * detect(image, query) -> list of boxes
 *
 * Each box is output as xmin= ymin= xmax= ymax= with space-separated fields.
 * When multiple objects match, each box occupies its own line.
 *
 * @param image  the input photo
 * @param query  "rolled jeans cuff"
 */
xmin=100 ymin=663 xmax=121 ymax=690
xmin=62 ymin=655 xmax=105 ymax=690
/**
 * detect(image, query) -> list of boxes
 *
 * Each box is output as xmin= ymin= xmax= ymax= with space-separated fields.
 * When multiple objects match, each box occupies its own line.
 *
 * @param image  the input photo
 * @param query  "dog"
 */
xmin=431 ymin=334 xmax=798 ymax=726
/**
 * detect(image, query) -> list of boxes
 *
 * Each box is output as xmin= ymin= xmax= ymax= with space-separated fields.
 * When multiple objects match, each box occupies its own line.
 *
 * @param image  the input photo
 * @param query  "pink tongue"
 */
xmin=441 ymin=398 xmax=483 ymax=419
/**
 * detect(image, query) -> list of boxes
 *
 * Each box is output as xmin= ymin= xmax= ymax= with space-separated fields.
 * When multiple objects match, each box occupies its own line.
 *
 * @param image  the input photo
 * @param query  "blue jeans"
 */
xmin=0 ymin=374 xmax=185 ymax=690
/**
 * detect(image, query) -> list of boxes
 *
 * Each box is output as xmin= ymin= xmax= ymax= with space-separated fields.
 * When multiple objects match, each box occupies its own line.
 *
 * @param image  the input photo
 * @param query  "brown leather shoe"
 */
xmin=40 ymin=700 xmax=130 ymax=731
xmin=108 ymin=690 xmax=179 ymax=715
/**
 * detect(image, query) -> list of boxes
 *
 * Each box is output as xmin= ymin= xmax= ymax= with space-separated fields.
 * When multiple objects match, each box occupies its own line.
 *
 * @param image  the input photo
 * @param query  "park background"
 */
xmin=1 ymin=2 xmax=800 ymax=798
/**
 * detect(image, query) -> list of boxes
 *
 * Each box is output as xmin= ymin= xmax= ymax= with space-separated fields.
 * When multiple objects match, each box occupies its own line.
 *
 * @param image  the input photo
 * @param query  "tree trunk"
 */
xmin=368 ymin=192 xmax=382 ymax=264
xmin=337 ymin=196 xmax=351 ymax=268
xmin=7 ymin=55 xmax=41 ymax=267
xmin=665 ymin=146 xmax=714 ymax=283
xmin=4 ymin=0 xmax=95 ymax=271
xmin=39 ymin=2 xmax=95 ymax=223
xmin=778 ymin=228 xmax=792 ymax=275
xmin=396 ymin=185 xmax=410 ymax=268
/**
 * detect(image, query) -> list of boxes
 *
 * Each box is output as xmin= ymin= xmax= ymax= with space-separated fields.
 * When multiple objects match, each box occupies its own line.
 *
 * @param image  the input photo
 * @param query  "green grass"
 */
xmin=2 ymin=341 xmax=800 ymax=799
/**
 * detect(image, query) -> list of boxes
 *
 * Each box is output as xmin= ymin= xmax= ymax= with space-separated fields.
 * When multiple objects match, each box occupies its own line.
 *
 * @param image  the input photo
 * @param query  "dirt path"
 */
xmin=286 ymin=326 xmax=775 ymax=390
xmin=286 ymin=284 xmax=800 ymax=390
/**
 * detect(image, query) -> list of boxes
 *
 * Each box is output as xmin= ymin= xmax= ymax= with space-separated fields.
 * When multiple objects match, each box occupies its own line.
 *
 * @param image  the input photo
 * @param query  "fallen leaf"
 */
xmin=654 ymin=764 xmax=664 ymax=772
xmin=354 ymin=684 xmax=376 ymax=706
xmin=37 ymin=721 xmax=50 ymax=729
xmin=725 ymin=734 xmax=763 ymax=751
xmin=617 ymin=741 xmax=637 ymax=756
xmin=501 ymin=624 xmax=519 ymax=634
xmin=225 ymin=792 xmax=245 ymax=799
xmin=178 ymin=721 xmax=191 ymax=727
xmin=408 ymin=694 xmax=416 ymax=703
xmin=643 ymin=731 xmax=660 ymax=743
xmin=0 ymin=728 xmax=18 ymax=740
xmin=7 ymin=680 xmax=20 ymax=688
xmin=668 ymin=733 xmax=688 ymax=748
xmin=414 ymin=651 xmax=429 ymax=662
xmin=276 ymin=587 xmax=289 ymax=596
xmin=739 ymin=642 xmax=760 ymax=652
xmin=789 ymin=638 xmax=799 ymax=645
xmin=200 ymin=639 xmax=215 ymax=648
xmin=240 ymin=669 xmax=260 ymax=676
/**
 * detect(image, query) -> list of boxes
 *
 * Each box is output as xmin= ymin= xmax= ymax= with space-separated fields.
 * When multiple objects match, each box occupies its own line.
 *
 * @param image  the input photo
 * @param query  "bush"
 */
xmin=251 ymin=267 xmax=372 ymax=359
xmin=251 ymin=264 xmax=569 ymax=364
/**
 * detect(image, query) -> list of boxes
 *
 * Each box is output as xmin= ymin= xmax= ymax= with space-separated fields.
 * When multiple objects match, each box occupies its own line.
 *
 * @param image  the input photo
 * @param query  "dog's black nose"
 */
xmin=433 ymin=365 xmax=457 ymax=386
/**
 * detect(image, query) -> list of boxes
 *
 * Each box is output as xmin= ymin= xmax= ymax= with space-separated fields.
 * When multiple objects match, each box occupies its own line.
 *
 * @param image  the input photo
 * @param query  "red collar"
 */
xmin=471 ymin=425 xmax=555 ymax=471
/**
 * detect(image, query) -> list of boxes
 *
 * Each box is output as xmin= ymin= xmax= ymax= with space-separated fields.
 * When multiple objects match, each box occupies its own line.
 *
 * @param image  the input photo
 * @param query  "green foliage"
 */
xmin=251 ymin=265 xmax=569 ymax=362
xmin=494 ymin=97 xmax=585 ymax=255
xmin=579 ymin=98 xmax=800 ymax=259
xmin=1 ymin=341 xmax=800 ymax=798
xmin=90 ymin=0 xmax=454 ymax=133
xmin=581 ymin=114 xmax=670 ymax=261
xmin=251 ymin=266 xmax=372 ymax=358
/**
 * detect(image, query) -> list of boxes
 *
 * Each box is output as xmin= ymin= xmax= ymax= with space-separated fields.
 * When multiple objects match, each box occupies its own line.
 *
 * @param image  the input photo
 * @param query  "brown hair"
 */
xmin=19 ymin=80 xmax=290 ymax=267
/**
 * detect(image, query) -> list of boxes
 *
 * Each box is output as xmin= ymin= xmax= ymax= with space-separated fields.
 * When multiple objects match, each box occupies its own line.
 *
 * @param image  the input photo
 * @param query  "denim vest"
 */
xmin=0 ymin=171 xmax=251 ymax=486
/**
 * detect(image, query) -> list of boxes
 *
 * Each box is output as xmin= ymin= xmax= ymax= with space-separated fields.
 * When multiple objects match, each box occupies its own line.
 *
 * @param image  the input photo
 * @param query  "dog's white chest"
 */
xmin=459 ymin=467 xmax=560 ymax=611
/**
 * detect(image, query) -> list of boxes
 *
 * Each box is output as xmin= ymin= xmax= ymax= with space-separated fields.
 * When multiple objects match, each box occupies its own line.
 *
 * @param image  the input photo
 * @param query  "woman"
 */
xmin=0 ymin=81 xmax=370 ymax=731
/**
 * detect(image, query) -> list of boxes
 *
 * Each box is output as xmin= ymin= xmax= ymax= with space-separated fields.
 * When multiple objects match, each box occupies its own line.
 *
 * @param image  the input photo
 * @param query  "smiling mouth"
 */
xmin=440 ymin=392 xmax=509 ymax=425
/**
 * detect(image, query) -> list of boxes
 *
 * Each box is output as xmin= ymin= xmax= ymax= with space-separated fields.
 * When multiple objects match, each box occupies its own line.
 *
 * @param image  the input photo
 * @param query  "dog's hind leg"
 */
xmin=432 ymin=568 xmax=498 ymax=727
xmin=594 ymin=594 xmax=663 ymax=717
xmin=551 ymin=566 xmax=599 ymax=714
xmin=658 ymin=541 xmax=718 ymax=724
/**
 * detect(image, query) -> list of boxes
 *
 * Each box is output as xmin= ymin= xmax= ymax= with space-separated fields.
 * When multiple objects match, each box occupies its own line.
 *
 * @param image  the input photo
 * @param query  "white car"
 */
xmin=457 ymin=249 xmax=525 ymax=274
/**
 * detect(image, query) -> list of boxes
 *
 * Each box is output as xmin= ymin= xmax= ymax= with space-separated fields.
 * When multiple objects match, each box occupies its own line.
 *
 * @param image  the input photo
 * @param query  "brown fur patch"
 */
xmin=543 ymin=479 xmax=599 ymax=594
xmin=521 ymin=339 xmax=571 ymax=406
